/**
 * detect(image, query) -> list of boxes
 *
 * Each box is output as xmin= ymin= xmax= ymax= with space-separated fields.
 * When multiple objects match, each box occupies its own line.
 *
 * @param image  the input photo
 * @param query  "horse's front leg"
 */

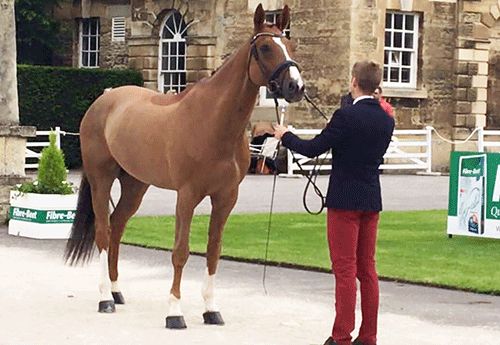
xmin=166 ymin=187 xmax=203 ymax=329
xmin=202 ymin=187 xmax=239 ymax=325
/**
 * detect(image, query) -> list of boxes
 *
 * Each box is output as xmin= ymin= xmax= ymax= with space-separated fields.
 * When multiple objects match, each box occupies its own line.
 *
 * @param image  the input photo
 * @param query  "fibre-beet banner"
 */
xmin=448 ymin=151 xmax=500 ymax=239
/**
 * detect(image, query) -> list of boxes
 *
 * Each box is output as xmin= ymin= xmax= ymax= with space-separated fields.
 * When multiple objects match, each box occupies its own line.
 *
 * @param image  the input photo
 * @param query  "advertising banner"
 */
xmin=448 ymin=151 xmax=500 ymax=239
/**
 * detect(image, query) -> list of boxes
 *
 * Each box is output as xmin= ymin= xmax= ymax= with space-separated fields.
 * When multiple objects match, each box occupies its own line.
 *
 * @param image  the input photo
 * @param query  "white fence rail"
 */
xmin=286 ymin=126 xmax=433 ymax=175
xmin=24 ymin=126 xmax=500 ymax=173
xmin=25 ymin=127 xmax=63 ymax=169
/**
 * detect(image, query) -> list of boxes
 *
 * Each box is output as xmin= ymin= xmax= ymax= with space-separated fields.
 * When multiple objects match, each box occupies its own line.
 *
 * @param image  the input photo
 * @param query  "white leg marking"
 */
xmin=168 ymin=293 xmax=183 ymax=317
xmin=201 ymin=269 xmax=218 ymax=312
xmin=99 ymin=250 xmax=113 ymax=301
xmin=111 ymin=281 xmax=120 ymax=293
xmin=272 ymin=37 xmax=304 ymax=88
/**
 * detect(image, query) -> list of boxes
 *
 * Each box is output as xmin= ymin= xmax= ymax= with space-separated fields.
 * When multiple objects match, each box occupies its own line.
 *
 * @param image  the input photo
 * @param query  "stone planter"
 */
xmin=8 ymin=190 xmax=78 ymax=239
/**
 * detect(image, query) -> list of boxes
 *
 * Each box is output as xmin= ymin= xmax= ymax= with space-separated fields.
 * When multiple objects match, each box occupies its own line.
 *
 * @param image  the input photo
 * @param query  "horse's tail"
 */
xmin=64 ymin=172 xmax=95 ymax=265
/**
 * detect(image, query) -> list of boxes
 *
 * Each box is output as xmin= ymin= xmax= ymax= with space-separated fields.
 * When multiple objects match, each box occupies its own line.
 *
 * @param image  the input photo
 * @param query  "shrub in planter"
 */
xmin=9 ymin=132 xmax=77 ymax=239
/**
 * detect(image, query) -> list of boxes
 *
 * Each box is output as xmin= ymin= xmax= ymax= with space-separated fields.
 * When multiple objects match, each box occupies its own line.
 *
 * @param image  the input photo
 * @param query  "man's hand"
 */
xmin=273 ymin=124 xmax=289 ymax=140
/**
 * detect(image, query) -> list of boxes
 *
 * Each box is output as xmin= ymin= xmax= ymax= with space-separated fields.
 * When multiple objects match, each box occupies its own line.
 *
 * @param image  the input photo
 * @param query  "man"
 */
xmin=274 ymin=60 xmax=394 ymax=345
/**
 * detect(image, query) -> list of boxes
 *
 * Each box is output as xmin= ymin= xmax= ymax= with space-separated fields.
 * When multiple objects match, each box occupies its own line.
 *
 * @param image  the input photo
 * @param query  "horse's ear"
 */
xmin=277 ymin=5 xmax=290 ymax=32
xmin=254 ymin=3 xmax=265 ymax=31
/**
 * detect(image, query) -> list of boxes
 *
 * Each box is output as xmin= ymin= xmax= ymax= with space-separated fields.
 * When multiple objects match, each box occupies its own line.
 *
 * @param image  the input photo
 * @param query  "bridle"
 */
xmin=248 ymin=32 xmax=300 ymax=96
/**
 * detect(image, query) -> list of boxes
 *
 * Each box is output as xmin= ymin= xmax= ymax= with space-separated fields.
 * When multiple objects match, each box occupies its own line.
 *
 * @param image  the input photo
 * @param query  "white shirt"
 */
xmin=353 ymin=95 xmax=374 ymax=105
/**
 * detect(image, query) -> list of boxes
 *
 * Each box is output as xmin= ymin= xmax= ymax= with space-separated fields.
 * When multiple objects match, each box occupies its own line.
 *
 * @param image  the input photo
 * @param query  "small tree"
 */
xmin=16 ymin=131 xmax=74 ymax=194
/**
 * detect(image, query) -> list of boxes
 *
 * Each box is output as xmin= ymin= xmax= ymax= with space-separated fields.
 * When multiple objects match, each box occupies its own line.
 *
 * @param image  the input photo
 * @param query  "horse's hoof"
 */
xmin=112 ymin=292 xmax=125 ymax=304
xmin=203 ymin=311 xmax=225 ymax=325
xmin=166 ymin=316 xmax=187 ymax=329
xmin=98 ymin=300 xmax=116 ymax=313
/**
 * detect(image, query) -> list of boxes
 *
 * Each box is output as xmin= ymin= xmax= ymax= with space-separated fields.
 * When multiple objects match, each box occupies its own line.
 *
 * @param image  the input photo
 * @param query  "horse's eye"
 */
xmin=260 ymin=44 xmax=271 ymax=54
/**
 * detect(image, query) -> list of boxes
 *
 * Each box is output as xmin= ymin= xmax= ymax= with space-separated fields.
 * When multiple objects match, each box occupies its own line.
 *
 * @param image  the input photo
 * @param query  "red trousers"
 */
xmin=327 ymin=208 xmax=380 ymax=345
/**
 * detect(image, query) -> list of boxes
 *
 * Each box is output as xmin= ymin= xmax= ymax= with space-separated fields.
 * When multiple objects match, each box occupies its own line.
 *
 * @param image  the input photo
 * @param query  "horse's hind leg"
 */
xmin=86 ymin=165 xmax=120 ymax=313
xmin=202 ymin=187 xmax=238 ymax=325
xmin=108 ymin=171 xmax=149 ymax=305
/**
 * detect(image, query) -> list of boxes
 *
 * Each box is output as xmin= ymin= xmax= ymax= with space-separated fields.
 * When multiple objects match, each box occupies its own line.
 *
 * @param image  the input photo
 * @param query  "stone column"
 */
xmin=0 ymin=0 xmax=36 ymax=223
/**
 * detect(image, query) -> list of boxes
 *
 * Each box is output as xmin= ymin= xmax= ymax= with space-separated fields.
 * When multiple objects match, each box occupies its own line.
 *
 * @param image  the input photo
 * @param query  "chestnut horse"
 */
xmin=64 ymin=3 xmax=304 ymax=329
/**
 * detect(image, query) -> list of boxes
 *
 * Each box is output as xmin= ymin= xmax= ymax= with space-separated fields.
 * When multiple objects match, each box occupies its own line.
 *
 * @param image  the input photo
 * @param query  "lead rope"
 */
xmin=262 ymin=97 xmax=283 ymax=295
xmin=261 ymin=94 xmax=330 ymax=293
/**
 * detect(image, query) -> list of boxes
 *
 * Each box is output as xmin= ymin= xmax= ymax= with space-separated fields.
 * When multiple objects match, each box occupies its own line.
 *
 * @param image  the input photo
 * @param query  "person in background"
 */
xmin=374 ymin=86 xmax=394 ymax=117
xmin=273 ymin=60 xmax=395 ymax=345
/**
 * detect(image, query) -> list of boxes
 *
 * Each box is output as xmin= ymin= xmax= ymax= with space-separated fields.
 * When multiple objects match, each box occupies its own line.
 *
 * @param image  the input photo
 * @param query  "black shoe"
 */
xmin=323 ymin=337 xmax=339 ymax=345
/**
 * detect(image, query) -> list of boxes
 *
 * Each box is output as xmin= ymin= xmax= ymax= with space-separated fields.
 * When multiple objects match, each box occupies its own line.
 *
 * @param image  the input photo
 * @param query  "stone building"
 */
xmin=52 ymin=0 xmax=500 ymax=171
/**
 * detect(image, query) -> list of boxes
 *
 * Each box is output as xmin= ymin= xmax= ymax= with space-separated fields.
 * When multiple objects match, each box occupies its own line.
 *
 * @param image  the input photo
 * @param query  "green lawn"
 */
xmin=122 ymin=210 xmax=500 ymax=295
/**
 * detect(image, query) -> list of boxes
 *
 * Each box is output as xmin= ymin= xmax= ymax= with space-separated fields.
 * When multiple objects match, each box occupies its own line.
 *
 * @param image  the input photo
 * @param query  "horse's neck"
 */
xmin=207 ymin=42 xmax=259 ymax=139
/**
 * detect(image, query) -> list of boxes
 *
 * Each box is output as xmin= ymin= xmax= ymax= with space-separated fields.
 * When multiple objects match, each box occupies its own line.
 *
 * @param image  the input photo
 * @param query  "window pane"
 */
xmin=180 ymin=73 xmax=186 ymax=86
xmin=178 ymin=57 xmax=185 ymax=70
xmin=391 ymin=51 xmax=400 ymax=64
xmin=164 ymin=73 xmax=171 ymax=87
xmin=385 ymin=32 xmax=391 ymax=47
xmin=163 ymin=28 xmax=173 ymax=39
xmin=390 ymin=67 xmax=399 ymax=82
xmin=384 ymin=51 xmax=389 ymax=64
xmin=90 ymin=52 xmax=96 ymax=66
xmin=385 ymin=13 xmax=392 ymax=28
xmin=383 ymin=67 xmax=388 ymax=82
xmin=172 ymin=73 xmax=179 ymax=86
xmin=91 ymin=20 xmax=98 ymax=35
xmin=83 ymin=37 xmax=89 ymax=50
xmin=405 ymin=33 xmax=413 ymax=48
xmin=402 ymin=68 xmax=410 ymax=83
xmin=170 ymin=57 xmax=176 ymax=70
xmin=162 ymin=57 xmax=168 ymax=70
xmin=402 ymin=52 xmax=411 ymax=66
xmin=405 ymin=15 xmax=414 ymax=30
xmin=83 ymin=21 xmax=89 ymax=34
xmin=394 ymin=14 xmax=403 ymax=29
xmin=394 ymin=32 xmax=402 ymax=48
xmin=170 ymin=43 xmax=177 ymax=55
xmin=163 ymin=43 xmax=169 ymax=55
xmin=82 ymin=52 xmax=88 ymax=66
xmin=90 ymin=37 xmax=97 ymax=50
xmin=179 ymin=42 xmax=185 ymax=55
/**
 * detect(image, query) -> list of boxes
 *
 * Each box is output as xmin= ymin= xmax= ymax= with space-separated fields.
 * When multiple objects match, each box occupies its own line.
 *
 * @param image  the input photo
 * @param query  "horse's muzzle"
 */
xmin=281 ymin=79 xmax=305 ymax=103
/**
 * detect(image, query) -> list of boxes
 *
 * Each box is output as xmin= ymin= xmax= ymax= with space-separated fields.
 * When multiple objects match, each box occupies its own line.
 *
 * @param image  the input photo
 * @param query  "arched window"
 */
xmin=158 ymin=11 xmax=188 ymax=93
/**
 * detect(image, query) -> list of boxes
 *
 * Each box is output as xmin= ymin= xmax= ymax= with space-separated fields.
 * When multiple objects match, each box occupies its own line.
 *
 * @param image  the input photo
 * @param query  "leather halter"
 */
xmin=249 ymin=32 xmax=300 ymax=95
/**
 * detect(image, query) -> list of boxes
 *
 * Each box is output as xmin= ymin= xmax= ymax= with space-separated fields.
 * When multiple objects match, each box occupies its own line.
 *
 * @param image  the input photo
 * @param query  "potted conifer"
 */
xmin=8 ymin=132 xmax=77 ymax=239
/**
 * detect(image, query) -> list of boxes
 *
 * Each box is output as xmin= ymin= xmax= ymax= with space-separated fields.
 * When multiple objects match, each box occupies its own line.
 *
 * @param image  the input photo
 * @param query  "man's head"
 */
xmin=350 ymin=60 xmax=382 ymax=97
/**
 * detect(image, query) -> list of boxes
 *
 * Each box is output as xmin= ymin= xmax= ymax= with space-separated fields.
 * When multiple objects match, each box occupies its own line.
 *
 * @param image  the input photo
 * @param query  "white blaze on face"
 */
xmin=272 ymin=37 xmax=304 ymax=89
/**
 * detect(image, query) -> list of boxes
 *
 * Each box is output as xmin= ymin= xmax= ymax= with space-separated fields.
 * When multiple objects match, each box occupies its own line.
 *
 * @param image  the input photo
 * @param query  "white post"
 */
xmin=425 ymin=126 xmax=433 ymax=174
xmin=55 ymin=126 xmax=61 ymax=149
xmin=477 ymin=126 xmax=484 ymax=152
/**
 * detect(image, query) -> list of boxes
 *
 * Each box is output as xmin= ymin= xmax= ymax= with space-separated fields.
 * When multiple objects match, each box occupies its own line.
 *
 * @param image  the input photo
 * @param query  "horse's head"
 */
xmin=248 ymin=4 xmax=305 ymax=103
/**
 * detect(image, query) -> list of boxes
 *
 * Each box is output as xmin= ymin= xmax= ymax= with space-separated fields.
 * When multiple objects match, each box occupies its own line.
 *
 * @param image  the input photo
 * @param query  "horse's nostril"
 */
xmin=288 ymin=81 xmax=298 ymax=93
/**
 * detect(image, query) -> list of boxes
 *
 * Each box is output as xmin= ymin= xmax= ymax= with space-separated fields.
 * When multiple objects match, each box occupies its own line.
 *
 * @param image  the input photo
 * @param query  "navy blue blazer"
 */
xmin=282 ymin=98 xmax=395 ymax=212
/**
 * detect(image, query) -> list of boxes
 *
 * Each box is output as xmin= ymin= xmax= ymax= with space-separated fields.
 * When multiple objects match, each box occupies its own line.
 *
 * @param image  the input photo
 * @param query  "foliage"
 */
xmin=17 ymin=66 xmax=143 ymax=168
xmin=15 ymin=0 xmax=68 ymax=65
xmin=15 ymin=132 xmax=74 ymax=194
xmin=122 ymin=210 xmax=500 ymax=295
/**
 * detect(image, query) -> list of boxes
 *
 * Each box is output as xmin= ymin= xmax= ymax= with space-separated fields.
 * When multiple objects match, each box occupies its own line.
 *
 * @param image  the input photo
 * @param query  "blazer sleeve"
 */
xmin=281 ymin=109 xmax=349 ymax=158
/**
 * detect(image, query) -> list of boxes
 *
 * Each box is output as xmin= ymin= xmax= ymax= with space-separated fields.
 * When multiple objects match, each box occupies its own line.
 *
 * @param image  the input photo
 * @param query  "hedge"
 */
xmin=17 ymin=66 xmax=143 ymax=168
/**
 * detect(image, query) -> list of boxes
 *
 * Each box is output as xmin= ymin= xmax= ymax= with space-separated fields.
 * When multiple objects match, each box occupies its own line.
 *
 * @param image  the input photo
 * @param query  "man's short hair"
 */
xmin=352 ymin=60 xmax=382 ymax=94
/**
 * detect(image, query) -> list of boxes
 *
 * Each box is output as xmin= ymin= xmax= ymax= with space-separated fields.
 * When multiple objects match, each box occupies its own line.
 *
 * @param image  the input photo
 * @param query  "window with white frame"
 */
xmin=383 ymin=12 xmax=419 ymax=89
xmin=259 ymin=11 xmax=291 ymax=107
xmin=112 ymin=17 xmax=126 ymax=42
xmin=158 ymin=11 xmax=187 ymax=94
xmin=79 ymin=18 xmax=100 ymax=68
